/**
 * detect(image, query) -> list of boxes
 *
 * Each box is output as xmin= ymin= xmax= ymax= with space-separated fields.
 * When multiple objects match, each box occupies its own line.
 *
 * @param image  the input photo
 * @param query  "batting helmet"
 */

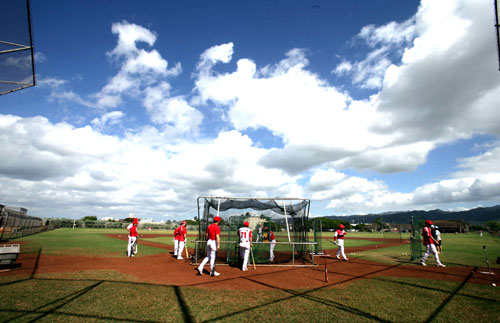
xmin=339 ymin=224 xmax=345 ymax=229
xmin=213 ymin=216 xmax=221 ymax=222
xmin=243 ymin=221 xmax=249 ymax=227
xmin=132 ymin=218 xmax=139 ymax=224
xmin=181 ymin=220 xmax=187 ymax=225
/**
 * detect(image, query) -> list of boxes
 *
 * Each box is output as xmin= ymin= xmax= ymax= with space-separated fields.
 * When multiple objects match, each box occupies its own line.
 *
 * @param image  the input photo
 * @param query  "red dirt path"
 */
xmin=1 ymin=235 xmax=498 ymax=290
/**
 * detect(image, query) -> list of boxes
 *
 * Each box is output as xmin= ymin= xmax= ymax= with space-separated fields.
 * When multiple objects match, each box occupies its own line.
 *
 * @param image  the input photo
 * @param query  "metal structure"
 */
xmin=495 ymin=0 xmax=500 ymax=70
xmin=0 ymin=205 xmax=44 ymax=241
xmin=409 ymin=216 xmax=422 ymax=261
xmin=194 ymin=196 xmax=317 ymax=267
xmin=0 ymin=0 xmax=36 ymax=95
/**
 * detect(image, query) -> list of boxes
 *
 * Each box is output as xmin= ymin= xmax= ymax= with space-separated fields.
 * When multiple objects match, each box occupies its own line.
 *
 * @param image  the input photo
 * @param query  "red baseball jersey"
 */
xmin=128 ymin=224 xmax=138 ymax=237
xmin=207 ymin=223 xmax=220 ymax=240
xmin=173 ymin=227 xmax=179 ymax=240
xmin=334 ymin=229 xmax=345 ymax=241
xmin=177 ymin=225 xmax=187 ymax=242
xmin=269 ymin=231 xmax=275 ymax=241
xmin=422 ymin=226 xmax=433 ymax=245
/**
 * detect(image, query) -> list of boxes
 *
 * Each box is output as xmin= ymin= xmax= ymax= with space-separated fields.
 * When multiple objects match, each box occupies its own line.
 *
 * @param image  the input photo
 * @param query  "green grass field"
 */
xmin=2 ymin=229 xmax=499 ymax=322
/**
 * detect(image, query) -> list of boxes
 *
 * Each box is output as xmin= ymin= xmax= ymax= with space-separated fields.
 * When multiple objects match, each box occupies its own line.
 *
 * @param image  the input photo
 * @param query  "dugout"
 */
xmin=0 ymin=205 xmax=43 ymax=242
xmin=194 ymin=197 xmax=317 ymax=267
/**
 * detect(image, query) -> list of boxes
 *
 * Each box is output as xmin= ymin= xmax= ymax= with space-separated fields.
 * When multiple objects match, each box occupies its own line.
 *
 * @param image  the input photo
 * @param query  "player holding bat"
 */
xmin=334 ymin=224 xmax=348 ymax=261
xmin=197 ymin=216 xmax=221 ymax=276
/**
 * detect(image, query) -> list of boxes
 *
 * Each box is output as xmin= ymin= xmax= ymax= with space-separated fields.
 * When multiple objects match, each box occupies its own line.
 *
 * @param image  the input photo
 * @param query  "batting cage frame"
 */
xmin=193 ymin=197 xmax=318 ymax=267
xmin=409 ymin=216 xmax=422 ymax=260
xmin=0 ymin=0 xmax=36 ymax=96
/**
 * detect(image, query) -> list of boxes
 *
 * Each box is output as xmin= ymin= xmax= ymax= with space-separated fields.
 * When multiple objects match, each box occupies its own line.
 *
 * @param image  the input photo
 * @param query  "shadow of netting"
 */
xmin=201 ymin=260 xmax=408 ymax=322
xmin=424 ymin=268 xmax=477 ymax=322
xmin=3 ymin=281 xmax=103 ymax=323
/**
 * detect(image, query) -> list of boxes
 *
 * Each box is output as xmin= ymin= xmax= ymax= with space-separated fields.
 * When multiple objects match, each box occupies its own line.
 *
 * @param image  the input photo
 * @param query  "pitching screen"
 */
xmin=0 ymin=0 xmax=36 ymax=96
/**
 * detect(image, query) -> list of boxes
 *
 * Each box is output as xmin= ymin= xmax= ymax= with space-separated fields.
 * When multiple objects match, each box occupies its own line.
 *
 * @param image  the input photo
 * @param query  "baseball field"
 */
xmin=1 ymin=228 xmax=499 ymax=322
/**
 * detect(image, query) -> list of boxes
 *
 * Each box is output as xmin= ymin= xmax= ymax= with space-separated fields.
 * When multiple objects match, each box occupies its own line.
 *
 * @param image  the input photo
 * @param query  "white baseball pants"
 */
xmin=198 ymin=239 xmax=217 ymax=272
xmin=240 ymin=247 xmax=250 ymax=270
xmin=269 ymin=239 xmax=276 ymax=261
xmin=421 ymin=244 xmax=442 ymax=265
xmin=127 ymin=236 xmax=137 ymax=257
xmin=177 ymin=241 xmax=185 ymax=259
xmin=174 ymin=239 xmax=179 ymax=256
xmin=336 ymin=239 xmax=347 ymax=259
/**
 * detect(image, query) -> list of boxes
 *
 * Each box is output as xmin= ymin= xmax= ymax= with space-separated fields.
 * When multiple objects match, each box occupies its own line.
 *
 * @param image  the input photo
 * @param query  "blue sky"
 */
xmin=1 ymin=0 xmax=500 ymax=221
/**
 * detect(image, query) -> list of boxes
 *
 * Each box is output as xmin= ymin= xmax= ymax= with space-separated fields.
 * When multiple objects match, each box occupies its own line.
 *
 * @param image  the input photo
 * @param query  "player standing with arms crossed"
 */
xmin=420 ymin=220 xmax=445 ymax=267
xmin=126 ymin=218 xmax=139 ymax=257
xmin=197 ymin=216 xmax=221 ymax=276
xmin=334 ymin=224 xmax=348 ymax=261
xmin=238 ymin=221 xmax=252 ymax=271
xmin=176 ymin=221 xmax=188 ymax=260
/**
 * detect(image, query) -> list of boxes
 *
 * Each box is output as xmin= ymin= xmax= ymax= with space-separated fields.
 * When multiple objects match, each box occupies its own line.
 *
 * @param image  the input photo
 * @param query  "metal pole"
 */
xmin=495 ymin=0 xmax=500 ymax=70
xmin=26 ymin=0 xmax=36 ymax=86
xmin=283 ymin=199 xmax=291 ymax=243
xmin=292 ymin=242 xmax=295 ymax=266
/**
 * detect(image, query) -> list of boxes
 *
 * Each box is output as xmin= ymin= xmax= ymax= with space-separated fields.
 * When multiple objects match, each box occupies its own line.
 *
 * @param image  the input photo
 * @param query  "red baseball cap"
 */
xmin=425 ymin=220 xmax=433 ymax=225
xmin=243 ymin=221 xmax=249 ymax=227
xmin=339 ymin=224 xmax=345 ymax=229
xmin=132 ymin=218 xmax=139 ymax=224
xmin=213 ymin=216 xmax=221 ymax=222
xmin=181 ymin=220 xmax=187 ymax=225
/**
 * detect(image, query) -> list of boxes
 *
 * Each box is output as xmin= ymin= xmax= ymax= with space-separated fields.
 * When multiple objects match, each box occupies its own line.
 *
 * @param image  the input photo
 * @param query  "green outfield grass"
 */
xmin=351 ymin=232 xmax=500 ymax=268
xmin=3 ymin=229 xmax=499 ymax=322
xmin=1 ymin=271 xmax=498 ymax=322
xmin=11 ymin=228 xmax=167 ymax=257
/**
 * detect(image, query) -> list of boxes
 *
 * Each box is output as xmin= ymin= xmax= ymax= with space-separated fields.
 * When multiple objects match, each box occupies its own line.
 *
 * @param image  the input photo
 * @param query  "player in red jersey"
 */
xmin=238 ymin=221 xmax=252 ymax=271
xmin=334 ymin=224 xmax=348 ymax=260
xmin=267 ymin=228 xmax=276 ymax=262
xmin=420 ymin=220 xmax=445 ymax=267
xmin=176 ymin=221 xmax=188 ymax=260
xmin=173 ymin=226 xmax=180 ymax=257
xmin=126 ymin=218 xmax=139 ymax=257
xmin=197 ymin=216 xmax=221 ymax=276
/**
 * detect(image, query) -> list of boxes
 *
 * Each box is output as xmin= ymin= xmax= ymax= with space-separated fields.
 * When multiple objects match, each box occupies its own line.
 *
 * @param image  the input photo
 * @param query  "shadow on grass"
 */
xmin=1 ymin=251 xmax=497 ymax=322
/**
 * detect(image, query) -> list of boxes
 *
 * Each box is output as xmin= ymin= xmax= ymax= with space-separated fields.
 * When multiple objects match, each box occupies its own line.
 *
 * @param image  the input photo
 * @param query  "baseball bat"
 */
xmin=250 ymin=245 xmax=256 ymax=270
xmin=184 ymin=241 xmax=191 ymax=260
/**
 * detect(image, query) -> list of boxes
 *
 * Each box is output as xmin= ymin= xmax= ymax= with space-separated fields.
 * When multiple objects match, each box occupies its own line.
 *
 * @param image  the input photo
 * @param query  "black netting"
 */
xmin=195 ymin=197 xmax=314 ymax=266
xmin=0 ymin=0 xmax=36 ymax=95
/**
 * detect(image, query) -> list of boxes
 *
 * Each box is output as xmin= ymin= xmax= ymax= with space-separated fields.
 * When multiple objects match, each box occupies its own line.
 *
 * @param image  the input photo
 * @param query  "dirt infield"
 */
xmin=1 ymin=235 xmax=498 ymax=290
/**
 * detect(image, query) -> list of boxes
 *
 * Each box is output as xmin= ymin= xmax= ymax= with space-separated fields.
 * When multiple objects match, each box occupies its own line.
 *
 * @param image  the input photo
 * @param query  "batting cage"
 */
xmin=194 ymin=197 xmax=318 ymax=267
xmin=0 ymin=0 xmax=36 ymax=96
